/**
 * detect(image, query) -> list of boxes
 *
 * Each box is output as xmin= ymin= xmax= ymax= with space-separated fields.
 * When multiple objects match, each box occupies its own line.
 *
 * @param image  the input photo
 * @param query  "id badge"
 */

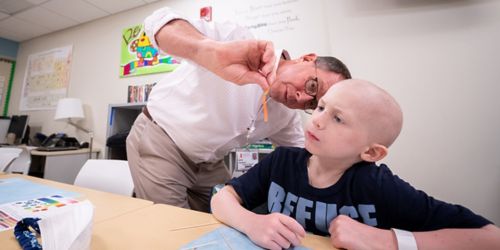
xmin=235 ymin=148 xmax=259 ymax=171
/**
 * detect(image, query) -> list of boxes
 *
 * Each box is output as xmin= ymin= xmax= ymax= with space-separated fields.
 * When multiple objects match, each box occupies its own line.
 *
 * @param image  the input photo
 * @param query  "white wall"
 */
xmin=9 ymin=0 xmax=189 ymax=150
xmin=8 ymin=0 xmax=499 ymax=224
xmin=325 ymin=0 xmax=500 ymax=224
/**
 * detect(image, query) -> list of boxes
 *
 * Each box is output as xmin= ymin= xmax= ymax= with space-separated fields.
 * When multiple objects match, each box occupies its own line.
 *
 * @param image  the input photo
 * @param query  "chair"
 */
xmin=0 ymin=147 xmax=22 ymax=172
xmin=7 ymin=146 xmax=32 ymax=174
xmin=74 ymin=159 xmax=134 ymax=196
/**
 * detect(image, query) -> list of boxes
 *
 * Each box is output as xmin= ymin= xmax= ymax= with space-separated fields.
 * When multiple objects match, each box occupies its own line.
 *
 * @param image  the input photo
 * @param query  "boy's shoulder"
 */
xmin=347 ymin=161 xmax=395 ymax=184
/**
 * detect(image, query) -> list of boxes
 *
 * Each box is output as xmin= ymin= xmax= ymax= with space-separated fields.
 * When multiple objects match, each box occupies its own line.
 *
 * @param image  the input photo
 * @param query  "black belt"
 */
xmin=142 ymin=106 xmax=153 ymax=121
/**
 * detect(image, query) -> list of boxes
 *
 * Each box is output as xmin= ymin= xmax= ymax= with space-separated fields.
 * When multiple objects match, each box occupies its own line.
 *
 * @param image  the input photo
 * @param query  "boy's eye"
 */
xmin=316 ymin=106 xmax=324 ymax=112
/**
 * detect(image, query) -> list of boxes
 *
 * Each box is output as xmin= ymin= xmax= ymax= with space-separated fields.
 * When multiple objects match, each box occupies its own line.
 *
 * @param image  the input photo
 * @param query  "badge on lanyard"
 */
xmin=235 ymin=148 xmax=259 ymax=171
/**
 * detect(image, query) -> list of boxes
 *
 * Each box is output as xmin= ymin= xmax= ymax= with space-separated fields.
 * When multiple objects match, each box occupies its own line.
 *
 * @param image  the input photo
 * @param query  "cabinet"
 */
xmin=30 ymin=148 xmax=100 ymax=184
xmin=106 ymin=103 xmax=145 ymax=159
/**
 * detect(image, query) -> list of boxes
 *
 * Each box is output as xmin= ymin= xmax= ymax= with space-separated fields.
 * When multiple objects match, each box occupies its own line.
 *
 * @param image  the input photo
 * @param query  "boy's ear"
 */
xmin=360 ymin=144 xmax=388 ymax=162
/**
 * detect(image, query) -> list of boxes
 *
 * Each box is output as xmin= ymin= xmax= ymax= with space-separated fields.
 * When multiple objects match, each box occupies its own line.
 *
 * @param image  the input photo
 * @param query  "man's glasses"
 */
xmin=304 ymin=62 xmax=319 ymax=114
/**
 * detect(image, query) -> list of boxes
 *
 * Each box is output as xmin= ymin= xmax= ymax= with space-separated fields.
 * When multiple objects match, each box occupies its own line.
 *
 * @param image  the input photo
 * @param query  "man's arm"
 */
xmin=328 ymin=215 xmax=500 ymax=250
xmin=154 ymin=19 xmax=275 ymax=89
xmin=211 ymin=185 xmax=306 ymax=250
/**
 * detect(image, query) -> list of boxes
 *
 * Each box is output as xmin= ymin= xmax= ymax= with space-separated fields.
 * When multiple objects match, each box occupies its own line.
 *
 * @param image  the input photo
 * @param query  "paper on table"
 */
xmin=38 ymin=200 xmax=94 ymax=250
xmin=180 ymin=226 xmax=310 ymax=250
xmin=0 ymin=195 xmax=81 ymax=232
xmin=0 ymin=178 xmax=79 ymax=204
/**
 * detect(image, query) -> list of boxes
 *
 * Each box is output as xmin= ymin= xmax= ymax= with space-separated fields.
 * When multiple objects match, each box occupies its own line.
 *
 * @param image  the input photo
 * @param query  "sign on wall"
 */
xmin=210 ymin=0 xmax=330 ymax=56
xmin=120 ymin=24 xmax=180 ymax=77
xmin=20 ymin=46 xmax=72 ymax=111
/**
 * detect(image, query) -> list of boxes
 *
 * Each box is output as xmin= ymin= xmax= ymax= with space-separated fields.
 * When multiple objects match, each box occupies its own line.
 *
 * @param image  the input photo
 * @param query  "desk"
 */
xmin=31 ymin=148 xmax=100 ymax=184
xmin=91 ymin=204 xmax=335 ymax=249
xmin=0 ymin=145 xmax=36 ymax=175
xmin=0 ymin=174 xmax=153 ymax=249
xmin=0 ymin=175 xmax=334 ymax=250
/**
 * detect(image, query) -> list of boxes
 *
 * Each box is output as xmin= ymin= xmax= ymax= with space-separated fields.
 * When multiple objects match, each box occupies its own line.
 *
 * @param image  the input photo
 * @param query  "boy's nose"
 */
xmin=312 ymin=119 xmax=323 ymax=130
xmin=312 ymin=114 xmax=324 ymax=129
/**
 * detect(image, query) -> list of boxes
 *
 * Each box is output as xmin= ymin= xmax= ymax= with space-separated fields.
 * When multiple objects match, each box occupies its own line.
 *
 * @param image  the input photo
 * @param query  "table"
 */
xmin=91 ymin=204 xmax=335 ymax=249
xmin=30 ymin=148 xmax=100 ymax=184
xmin=0 ymin=174 xmax=153 ymax=249
xmin=0 ymin=174 xmax=334 ymax=249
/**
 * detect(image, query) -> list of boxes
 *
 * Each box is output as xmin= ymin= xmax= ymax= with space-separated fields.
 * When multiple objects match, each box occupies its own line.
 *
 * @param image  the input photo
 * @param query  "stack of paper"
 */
xmin=0 ymin=178 xmax=94 ymax=249
xmin=39 ymin=200 xmax=94 ymax=250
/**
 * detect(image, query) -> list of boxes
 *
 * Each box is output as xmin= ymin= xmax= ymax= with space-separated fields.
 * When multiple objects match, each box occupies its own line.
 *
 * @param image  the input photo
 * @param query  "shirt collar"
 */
xmin=281 ymin=49 xmax=291 ymax=60
xmin=271 ymin=49 xmax=290 ymax=76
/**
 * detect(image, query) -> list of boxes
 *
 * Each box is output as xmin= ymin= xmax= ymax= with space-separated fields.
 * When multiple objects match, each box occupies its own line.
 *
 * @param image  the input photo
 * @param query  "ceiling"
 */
xmin=0 ymin=0 xmax=159 ymax=42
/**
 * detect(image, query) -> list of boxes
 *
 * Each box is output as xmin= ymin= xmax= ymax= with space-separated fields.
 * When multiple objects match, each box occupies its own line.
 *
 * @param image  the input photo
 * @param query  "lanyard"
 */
xmin=262 ymin=89 xmax=269 ymax=122
xmin=246 ymin=92 xmax=271 ymax=146
xmin=14 ymin=218 xmax=43 ymax=250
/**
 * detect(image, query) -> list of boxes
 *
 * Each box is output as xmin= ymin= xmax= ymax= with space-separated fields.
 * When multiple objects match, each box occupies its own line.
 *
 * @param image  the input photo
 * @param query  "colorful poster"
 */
xmin=20 ymin=46 xmax=72 ymax=110
xmin=120 ymin=24 xmax=180 ymax=77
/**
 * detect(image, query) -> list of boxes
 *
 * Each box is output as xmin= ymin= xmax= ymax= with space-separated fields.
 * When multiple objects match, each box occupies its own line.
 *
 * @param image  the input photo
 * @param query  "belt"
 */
xmin=142 ymin=106 xmax=153 ymax=121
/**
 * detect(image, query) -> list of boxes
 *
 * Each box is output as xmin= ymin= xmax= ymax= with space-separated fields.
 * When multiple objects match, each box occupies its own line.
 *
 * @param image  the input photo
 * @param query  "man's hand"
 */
xmin=243 ymin=212 xmax=306 ymax=250
xmin=155 ymin=19 xmax=275 ymax=90
xmin=200 ymin=39 xmax=276 ymax=90
xmin=329 ymin=215 xmax=396 ymax=250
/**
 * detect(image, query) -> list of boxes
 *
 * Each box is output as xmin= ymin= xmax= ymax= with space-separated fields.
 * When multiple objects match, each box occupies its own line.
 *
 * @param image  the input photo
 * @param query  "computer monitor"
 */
xmin=7 ymin=115 xmax=29 ymax=144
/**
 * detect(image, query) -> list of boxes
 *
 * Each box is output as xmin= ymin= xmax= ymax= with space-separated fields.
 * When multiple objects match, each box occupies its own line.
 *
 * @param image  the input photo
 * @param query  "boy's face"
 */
xmin=304 ymin=82 xmax=371 ymax=161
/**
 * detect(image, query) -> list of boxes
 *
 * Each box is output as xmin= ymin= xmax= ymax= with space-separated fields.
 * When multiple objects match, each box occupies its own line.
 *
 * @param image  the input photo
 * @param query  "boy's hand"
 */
xmin=329 ymin=215 xmax=396 ymax=250
xmin=244 ymin=212 xmax=306 ymax=250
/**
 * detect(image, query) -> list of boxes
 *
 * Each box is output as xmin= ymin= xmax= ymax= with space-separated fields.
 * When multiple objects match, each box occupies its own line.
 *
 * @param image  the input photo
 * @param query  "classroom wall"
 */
xmin=0 ymin=37 xmax=18 ymax=59
xmin=326 ymin=0 xmax=500 ymax=225
xmin=9 ymin=1 xmax=183 ymax=149
xmin=7 ymin=0 xmax=499 ymax=225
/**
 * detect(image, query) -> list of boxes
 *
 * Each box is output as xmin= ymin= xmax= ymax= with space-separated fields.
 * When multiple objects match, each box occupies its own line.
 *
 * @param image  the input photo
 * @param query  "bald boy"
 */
xmin=212 ymin=79 xmax=500 ymax=250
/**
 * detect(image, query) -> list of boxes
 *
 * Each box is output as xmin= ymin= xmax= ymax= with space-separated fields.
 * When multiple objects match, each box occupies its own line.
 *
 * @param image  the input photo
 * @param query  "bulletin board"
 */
xmin=19 ymin=46 xmax=72 ymax=111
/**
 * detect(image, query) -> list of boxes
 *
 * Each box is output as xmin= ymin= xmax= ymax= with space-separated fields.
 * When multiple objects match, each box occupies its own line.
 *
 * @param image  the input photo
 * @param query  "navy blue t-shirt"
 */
xmin=228 ymin=147 xmax=491 ymax=236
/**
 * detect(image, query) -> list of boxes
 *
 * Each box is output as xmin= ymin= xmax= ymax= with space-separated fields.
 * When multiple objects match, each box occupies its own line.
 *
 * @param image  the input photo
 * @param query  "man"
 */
xmin=126 ymin=7 xmax=351 ymax=212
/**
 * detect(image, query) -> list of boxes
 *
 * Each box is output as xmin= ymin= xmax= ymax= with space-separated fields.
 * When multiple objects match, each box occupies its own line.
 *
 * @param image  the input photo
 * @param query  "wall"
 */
xmin=326 ymin=0 xmax=500 ymax=224
xmin=9 ymin=0 xmax=187 ymax=149
xmin=0 ymin=37 xmax=18 ymax=59
xmin=8 ymin=0 xmax=499 ymax=224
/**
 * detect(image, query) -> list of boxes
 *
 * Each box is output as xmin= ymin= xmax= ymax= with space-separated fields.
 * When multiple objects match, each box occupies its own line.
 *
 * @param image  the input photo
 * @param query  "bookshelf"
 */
xmin=105 ymin=103 xmax=145 ymax=159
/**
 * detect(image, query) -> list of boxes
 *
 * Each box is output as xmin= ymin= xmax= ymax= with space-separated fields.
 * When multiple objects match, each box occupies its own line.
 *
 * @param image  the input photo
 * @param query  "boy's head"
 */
xmin=304 ymin=79 xmax=403 ymax=163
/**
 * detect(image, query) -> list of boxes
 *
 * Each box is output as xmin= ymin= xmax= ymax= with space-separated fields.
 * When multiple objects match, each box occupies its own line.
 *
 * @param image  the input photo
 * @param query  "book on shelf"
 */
xmin=127 ymin=82 xmax=156 ymax=103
